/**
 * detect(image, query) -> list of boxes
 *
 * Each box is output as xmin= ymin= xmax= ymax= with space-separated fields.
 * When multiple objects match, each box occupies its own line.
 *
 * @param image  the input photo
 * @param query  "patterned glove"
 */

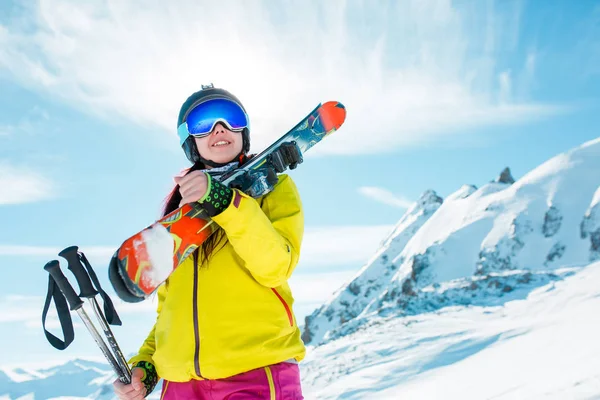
xmin=133 ymin=361 xmax=159 ymax=394
xmin=198 ymin=173 xmax=234 ymax=217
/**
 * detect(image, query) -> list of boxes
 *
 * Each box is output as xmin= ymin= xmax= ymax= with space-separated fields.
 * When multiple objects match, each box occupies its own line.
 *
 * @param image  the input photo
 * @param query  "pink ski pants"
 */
xmin=159 ymin=362 xmax=303 ymax=399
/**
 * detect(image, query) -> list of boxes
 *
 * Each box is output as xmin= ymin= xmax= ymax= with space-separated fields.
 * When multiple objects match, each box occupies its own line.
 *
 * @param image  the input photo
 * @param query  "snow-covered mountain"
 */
xmin=0 ymin=359 xmax=120 ymax=400
xmin=303 ymin=137 xmax=600 ymax=347
xmin=0 ymin=358 xmax=165 ymax=400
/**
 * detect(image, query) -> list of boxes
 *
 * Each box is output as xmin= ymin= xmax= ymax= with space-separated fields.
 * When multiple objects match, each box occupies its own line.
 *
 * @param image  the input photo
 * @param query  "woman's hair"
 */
xmin=162 ymin=160 xmax=227 ymax=267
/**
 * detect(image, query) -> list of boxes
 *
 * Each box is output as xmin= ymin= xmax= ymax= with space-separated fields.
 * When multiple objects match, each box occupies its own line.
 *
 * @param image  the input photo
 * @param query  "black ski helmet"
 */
xmin=177 ymin=84 xmax=250 ymax=165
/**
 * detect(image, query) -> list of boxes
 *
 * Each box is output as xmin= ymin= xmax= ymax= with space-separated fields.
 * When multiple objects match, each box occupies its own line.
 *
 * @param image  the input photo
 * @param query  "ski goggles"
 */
xmin=177 ymin=98 xmax=249 ymax=146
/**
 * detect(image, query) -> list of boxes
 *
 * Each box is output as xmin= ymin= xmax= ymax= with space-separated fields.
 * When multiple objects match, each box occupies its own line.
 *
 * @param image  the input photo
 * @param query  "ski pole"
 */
xmin=43 ymin=260 xmax=131 ymax=384
xmin=58 ymin=246 xmax=132 ymax=382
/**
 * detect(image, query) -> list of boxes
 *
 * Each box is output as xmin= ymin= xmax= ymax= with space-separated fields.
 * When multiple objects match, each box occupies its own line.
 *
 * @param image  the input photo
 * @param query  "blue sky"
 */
xmin=0 ymin=0 xmax=599 ymax=367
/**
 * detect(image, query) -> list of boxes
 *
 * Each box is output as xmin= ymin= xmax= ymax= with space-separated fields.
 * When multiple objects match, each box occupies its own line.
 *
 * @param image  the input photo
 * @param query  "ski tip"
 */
xmin=320 ymin=101 xmax=346 ymax=131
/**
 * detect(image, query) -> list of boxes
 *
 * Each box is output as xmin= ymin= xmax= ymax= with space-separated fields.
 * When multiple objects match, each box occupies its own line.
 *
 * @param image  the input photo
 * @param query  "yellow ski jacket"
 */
xmin=128 ymin=174 xmax=306 ymax=382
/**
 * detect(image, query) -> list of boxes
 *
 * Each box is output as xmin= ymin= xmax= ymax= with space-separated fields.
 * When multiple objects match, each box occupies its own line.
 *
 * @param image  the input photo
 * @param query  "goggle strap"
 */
xmin=178 ymin=122 xmax=190 ymax=146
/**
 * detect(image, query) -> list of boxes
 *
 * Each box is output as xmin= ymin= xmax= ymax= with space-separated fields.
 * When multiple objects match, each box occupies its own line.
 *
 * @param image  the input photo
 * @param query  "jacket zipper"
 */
xmin=193 ymin=251 xmax=203 ymax=378
xmin=271 ymin=288 xmax=294 ymax=327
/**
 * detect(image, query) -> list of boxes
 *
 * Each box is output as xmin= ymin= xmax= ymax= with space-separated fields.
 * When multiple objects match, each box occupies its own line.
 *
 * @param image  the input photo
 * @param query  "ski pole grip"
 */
xmin=59 ymin=246 xmax=98 ymax=299
xmin=44 ymin=260 xmax=84 ymax=311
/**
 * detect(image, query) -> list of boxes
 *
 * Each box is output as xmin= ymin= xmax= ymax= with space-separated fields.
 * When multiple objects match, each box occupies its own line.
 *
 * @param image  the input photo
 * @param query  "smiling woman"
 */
xmin=112 ymin=85 xmax=307 ymax=400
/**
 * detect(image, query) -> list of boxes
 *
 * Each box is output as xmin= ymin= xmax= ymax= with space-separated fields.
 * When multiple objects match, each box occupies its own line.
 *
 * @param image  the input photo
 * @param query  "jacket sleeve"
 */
xmin=211 ymin=173 xmax=304 ymax=288
xmin=127 ymin=282 xmax=168 ymax=366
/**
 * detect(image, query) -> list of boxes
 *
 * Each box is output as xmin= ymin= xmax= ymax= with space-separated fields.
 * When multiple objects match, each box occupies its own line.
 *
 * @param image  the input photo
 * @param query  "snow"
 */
xmin=0 ymin=369 xmax=43 ymax=384
xmin=137 ymin=224 xmax=175 ymax=288
xmin=582 ymin=186 xmax=600 ymax=262
xmin=591 ymin=186 xmax=600 ymax=209
xmin=302 ymin=261 xmax=600 ymax=399
xmin=445 ymin=184 xmax=477 ymax=201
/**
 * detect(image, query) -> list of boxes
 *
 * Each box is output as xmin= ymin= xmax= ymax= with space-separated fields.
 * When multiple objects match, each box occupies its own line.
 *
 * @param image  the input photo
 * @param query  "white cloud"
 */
xmin=0 ymin=295 xmax=79 ymax=332
xmin=25 ymin=315 xmax=84 ymax=331
xmin=0 ymin=163 xmax=55 ymax=205
xmin=290 ymin=270 xmax=359 ymax=305
xmin=0 ymin=106 xmax=50 ymax=136
xmin=0 ymin=295 xmax=44 ymax=324
xmin=299 ymin=225 xmax=394 ymax=268
xmin=499 ymin=70 xmax=512 ymax=104
xmin=526 ymin=52 xmax=536 ymax=76
xmin=0 ymin=245 xmax=115 ymax=258
xmin=0 ymin=0 xmax=563 ymax=155
xmin=358 ymin=186 xmax=413 ymax=209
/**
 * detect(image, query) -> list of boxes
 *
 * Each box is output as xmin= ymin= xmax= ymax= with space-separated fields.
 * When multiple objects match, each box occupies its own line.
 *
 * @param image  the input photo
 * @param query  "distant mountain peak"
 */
xmin=495 ymin=167 xmax=515 ymax=184
xmin=416 ymin=189 xmax=443 ymax=209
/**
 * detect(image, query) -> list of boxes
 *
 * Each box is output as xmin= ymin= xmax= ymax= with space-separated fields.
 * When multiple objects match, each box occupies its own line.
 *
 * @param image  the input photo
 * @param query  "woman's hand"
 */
xmin=113 ymin=367 xmax=147 ymax=400
xmin=175 ymin=171 xmax=210 ymax=207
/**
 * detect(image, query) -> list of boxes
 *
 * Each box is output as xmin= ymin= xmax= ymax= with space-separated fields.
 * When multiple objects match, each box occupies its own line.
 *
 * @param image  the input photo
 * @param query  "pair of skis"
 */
xmin=43 ymin=246 xmax=131 ymax=384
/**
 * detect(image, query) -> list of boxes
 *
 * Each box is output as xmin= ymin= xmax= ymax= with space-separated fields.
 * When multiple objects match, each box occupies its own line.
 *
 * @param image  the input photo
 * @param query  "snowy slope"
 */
xmin=302 ymin=261 xmax=600 ymax=399
xmin=304 ymin=137 xmax=600 ymax=346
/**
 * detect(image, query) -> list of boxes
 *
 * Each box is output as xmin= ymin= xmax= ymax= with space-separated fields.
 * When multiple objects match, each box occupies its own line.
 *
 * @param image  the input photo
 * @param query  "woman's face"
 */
xmin=194 ymin=122 xmax=244 ymax=166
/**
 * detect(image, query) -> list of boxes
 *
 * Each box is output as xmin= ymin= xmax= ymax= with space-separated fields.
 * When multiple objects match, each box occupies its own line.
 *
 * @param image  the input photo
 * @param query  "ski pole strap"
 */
xmin=42 ymin=274 xmax=75 ymax=350
xmin=79 ymin=252 xmax=122 ymax=326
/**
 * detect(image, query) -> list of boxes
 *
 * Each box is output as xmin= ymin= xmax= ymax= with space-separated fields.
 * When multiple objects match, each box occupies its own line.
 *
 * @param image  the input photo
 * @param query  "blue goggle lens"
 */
xmin=179 ymin=98 xmax=249 ymax=145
